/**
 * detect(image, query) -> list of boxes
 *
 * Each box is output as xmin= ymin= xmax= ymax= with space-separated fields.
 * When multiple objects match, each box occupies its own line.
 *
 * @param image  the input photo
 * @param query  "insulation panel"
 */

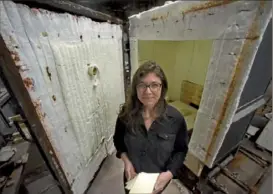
xmin=0 ymin=1 xmax=124 ymax=193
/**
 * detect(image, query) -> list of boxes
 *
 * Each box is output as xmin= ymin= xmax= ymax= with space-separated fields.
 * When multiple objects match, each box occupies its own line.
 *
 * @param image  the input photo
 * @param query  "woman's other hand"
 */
xmin=121 ymin=153 xmax=137 ymax=181
xmin=153 ymin=171 xmax=173 ymax=194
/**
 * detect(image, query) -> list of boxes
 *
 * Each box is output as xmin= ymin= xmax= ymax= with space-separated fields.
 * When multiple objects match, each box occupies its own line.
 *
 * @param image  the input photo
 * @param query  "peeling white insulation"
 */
xmin=0 ymin=1 xmax=124 ymax=193
xmin=129 ymin=1 xmax=272 ymax=168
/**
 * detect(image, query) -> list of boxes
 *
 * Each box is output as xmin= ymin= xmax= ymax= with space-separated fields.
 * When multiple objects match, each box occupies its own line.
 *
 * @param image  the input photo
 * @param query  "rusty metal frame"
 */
xmin=240 ymin=146 xmax=272 ymax=166
xmin=221 ymin=167 xmax=251 ymax=192
xmin=187 ymin=0 xmax=269 ymax=165
xmin=202 ymin=1 xmax=264 ymax=162
xmin=129 ymin=0 xmax=271 ymax=171
xmin=0 ymin=36 xmax=72 ymax=194
xmin=207 ymin=146 xmax=272 ymax=194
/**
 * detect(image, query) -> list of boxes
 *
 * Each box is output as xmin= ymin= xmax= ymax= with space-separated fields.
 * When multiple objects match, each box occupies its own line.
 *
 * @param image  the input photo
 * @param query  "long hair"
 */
xmin=119 ymin=61 xmax=168 ymax=132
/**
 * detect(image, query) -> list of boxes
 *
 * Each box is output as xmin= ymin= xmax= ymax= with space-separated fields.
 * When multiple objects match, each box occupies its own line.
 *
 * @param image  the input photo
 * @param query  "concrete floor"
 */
xmin=26 ymin=174 xmax=61 ymax=194
xmin=86 ymin=154 xmax=190 ymax=194
xmin=85 ymin=142 xmax=272 ymax=194
xmin=258 ymin=170 xmax=272 ymax=194
xmin=25 ymin=153 xmax=190 ymax=194
xmin=24 ymin=148 xmax=271 ymax=194
xmin=24 ymin=153 xmax=272 ymax=194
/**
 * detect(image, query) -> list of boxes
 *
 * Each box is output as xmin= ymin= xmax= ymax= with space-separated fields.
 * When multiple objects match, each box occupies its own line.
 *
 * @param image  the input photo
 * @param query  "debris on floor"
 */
xmin=202 ymin=139 xmax=272 ymax=194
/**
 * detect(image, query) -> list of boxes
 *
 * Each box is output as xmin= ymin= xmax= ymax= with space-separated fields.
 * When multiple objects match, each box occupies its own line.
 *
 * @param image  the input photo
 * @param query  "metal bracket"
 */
xmin=9 ymin=114 xmax=32 ymax=142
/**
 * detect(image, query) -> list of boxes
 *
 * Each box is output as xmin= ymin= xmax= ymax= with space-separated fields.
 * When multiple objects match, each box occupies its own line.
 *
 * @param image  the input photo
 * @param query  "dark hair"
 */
xmin=119 ymin=60 xmax=168 ymax=132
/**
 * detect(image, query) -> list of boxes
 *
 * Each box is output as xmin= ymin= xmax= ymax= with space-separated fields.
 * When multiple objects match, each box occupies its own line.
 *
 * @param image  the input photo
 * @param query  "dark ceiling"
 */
xmin=13 ymin=0 xmax=167 ymax=23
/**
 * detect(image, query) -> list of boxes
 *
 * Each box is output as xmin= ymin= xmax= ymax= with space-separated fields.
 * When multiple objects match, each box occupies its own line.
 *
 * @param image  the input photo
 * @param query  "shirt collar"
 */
xmin=165 ymin=105 xmax=177 ymax=118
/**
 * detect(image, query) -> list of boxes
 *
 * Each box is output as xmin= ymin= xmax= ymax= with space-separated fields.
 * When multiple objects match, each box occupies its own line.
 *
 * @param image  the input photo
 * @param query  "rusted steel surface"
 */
xmin=227 ymin=152 xmax=265 ymax=186
xmin=207 ymin=140 xmax=272 ymax=194
xmin=183 ymin=0 xmax=236 ymax=14
xmin=204 ymin=1 xmax=265 ymax=163
xmin=151 ymin=1 xmax=236 ymax=22
xmin=33 ymin=100 xmax=47 ymax=121
xmin=23 ymin=77 xmax=34 ymax=91
xmin=221 ymin=167 xmax=250 ymax=191
xmin=151 ymin=12 xmax=169 ymax=21
xmin=228 ymin=152 xmax=248 ymax=169
xmin=250 ymin=167 xmax=271 ymax=194
xmin=239 ymin=149 xmax=268 ymax=168
xmin=0 ymin=36 xmax=72 ymax=194
xmin=240 ymin=145 xmax=272 ymax=165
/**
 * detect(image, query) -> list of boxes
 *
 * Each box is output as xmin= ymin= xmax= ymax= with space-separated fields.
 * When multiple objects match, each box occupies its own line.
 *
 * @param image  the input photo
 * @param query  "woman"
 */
xmin=113 ymin=61 xmax=188 ymax=194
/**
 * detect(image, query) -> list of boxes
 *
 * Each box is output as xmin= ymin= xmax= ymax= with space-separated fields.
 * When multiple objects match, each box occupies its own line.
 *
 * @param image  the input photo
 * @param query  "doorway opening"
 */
xmin=138 ymin=40 xmax=213 ymax=130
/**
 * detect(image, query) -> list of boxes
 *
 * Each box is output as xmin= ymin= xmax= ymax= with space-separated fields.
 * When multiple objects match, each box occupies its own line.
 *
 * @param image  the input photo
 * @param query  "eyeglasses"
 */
xmin=137 ymin=82 xmax=162 ymax=92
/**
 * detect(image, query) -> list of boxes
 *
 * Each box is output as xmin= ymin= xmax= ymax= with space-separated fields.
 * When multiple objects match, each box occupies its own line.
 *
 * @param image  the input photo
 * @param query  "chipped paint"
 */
xmin=33 ymin=99 xmax=46 ymax=121
xmin=46 ymin=66 xmax=52 ymax=80
xmin=151 ymin=12 xmax=169 ymax=21
xmin=183 ymin=0 xmax=235 ymax=14
xmin=10 ymin=51 xmax=20 ymax=63
xmin=23 ymin=77 xmax=34 ymax=90
xmin=52 ymin=95 xmax=56 ymax=101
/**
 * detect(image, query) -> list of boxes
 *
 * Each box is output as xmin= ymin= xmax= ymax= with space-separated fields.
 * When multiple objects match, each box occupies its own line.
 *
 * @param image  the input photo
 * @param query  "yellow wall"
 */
xmin=138 ymin=40 xmax=213 ymax=101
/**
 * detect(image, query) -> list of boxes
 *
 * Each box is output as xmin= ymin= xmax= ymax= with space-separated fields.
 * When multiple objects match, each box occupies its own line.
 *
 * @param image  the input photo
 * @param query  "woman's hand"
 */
xmin=124 ymin=160 xmax=137 ymax=181
xmin=153 ymin=171 xmax=173 ymax=194
xmin=121 ymin=153 xmax=137 ymax=181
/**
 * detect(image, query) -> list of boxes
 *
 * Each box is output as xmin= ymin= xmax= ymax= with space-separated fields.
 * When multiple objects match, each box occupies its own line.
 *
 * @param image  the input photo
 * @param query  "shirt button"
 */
xmin=141 ymin=151 xmax=146 ymax=156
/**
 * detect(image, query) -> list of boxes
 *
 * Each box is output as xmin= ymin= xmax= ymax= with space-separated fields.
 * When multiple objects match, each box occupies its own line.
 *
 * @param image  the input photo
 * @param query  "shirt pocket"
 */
xmin=156 ymin=133 xmax=176 ymax=153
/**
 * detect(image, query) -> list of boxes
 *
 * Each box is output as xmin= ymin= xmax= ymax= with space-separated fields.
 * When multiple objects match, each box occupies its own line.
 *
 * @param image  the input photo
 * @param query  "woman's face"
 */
xmin=136 ymin=73 xmax=162 ymax=108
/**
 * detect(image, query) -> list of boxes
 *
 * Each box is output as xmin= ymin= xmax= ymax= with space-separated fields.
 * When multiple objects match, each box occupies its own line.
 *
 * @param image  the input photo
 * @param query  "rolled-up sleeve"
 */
xmin=113 ymin=117 xmax=127 ymax=158
xmin=166 ymin=117 xmax=188 ymax=177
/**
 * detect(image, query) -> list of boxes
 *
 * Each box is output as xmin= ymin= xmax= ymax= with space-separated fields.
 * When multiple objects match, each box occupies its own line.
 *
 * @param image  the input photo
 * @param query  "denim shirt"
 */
xmin=113 ymin=105 xmax=188 ymax=177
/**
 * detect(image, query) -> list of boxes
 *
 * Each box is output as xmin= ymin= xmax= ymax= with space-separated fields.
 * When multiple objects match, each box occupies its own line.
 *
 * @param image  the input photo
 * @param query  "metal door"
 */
xmin=0 ymin=1 xmax=125 ymax=193
xmin=128 ymin=1 xmax=272 ymax=173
